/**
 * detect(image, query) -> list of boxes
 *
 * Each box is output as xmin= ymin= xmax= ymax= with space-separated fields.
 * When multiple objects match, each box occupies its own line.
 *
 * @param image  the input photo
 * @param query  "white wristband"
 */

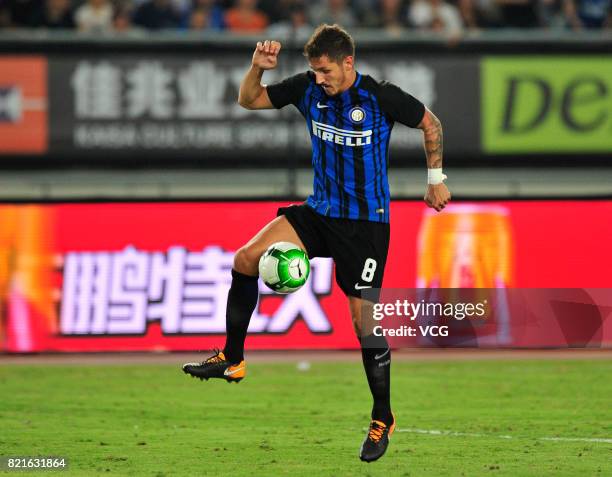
xmin=427 ymin=168 xmax=447 ymax=185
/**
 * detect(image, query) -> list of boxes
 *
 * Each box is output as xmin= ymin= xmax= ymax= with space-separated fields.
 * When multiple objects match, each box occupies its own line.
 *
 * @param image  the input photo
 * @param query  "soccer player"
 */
xmin=183 ymin=24 xmax=451 ymax=462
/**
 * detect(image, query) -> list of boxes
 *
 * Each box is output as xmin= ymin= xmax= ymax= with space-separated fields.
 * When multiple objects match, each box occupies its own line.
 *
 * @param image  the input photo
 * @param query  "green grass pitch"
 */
xmin=1 ymin=359 xmax=610 ymax=476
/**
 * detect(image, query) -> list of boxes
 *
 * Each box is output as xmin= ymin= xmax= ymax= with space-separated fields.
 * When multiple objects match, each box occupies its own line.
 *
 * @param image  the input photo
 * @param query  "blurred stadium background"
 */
xmin=0 ymin=1 xmax=610 ymax=475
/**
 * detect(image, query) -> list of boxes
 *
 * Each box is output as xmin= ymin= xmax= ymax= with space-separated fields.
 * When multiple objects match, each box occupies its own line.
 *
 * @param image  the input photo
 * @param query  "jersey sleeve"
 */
xmin=266 ymin=72 xmax=310 ymax=109
xmin=377 ymin=81 xmax=426 ymax=128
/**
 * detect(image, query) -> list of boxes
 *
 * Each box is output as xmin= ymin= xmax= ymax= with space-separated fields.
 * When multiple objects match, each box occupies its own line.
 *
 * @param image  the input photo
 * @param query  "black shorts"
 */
xmin=278 ymin=204 xmax=390 ymax=299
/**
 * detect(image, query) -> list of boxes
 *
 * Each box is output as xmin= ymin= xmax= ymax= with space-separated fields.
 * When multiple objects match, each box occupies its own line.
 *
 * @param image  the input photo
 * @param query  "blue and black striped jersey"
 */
xmin=267 ymin=71 xmax=425 ymax=223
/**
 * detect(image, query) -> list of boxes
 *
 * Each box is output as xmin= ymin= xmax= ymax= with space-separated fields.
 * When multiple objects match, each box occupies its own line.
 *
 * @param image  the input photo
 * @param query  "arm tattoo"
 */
xmin=423 ymin=115 xmax=443 ymax=169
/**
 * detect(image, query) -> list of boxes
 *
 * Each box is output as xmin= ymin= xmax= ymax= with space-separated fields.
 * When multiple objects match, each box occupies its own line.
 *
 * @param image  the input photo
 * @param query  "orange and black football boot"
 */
xmin=182 ymin=349 xmax=246 ymax=383
xmin=359 ymin=413 xmax=396 ymax=462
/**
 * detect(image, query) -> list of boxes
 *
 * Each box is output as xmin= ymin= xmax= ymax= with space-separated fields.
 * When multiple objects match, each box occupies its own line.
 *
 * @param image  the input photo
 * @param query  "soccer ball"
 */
xmin=258 ymin=242 xmax=310 ymax=294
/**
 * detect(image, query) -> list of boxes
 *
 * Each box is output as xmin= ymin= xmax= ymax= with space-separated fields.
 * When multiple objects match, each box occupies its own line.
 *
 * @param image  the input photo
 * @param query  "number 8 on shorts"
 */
xmin=361 ymin=258 xmax=377 ymax=283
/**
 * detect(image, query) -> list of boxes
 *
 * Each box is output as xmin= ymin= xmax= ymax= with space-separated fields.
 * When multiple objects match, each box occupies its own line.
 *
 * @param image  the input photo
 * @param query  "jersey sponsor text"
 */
xmin=312 ymin=120 xmax=372 ymax=147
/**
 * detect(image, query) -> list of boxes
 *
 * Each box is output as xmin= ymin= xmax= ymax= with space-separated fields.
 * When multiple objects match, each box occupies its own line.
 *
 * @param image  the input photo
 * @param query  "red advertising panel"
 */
xmin=1 ymin=201 xmax=611 ymax=352
xmin=0 ymin=57 xmax=48 ymax=153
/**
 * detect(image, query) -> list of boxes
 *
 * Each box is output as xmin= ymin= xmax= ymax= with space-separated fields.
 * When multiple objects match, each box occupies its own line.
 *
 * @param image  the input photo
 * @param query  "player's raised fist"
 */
xmin=252 ymin=40 xmax=281 ymax=70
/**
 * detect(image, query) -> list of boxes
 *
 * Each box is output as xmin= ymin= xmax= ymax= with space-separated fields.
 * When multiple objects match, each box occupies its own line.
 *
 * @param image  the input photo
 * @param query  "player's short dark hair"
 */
xmin=303 ymin=24 xmax=355 ymax=64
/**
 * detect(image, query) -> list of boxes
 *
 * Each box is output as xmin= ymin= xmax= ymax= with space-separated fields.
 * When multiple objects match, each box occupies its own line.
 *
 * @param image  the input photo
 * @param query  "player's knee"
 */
xmin=351 ymin=312 xmax=362 ymax=337
xmin=233 ymin=246 xmax=260 ymax=276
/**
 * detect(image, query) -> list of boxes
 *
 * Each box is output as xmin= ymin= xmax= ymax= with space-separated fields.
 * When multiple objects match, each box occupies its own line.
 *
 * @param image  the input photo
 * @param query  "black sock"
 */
xmin=360 ymin=334 xmax=393 ymax=425
xmin=222 ymin=269 xmax=259 ymax=364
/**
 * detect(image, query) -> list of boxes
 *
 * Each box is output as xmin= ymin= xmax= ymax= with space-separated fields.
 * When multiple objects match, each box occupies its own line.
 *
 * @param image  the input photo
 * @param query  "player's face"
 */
xmin=309 ymin=55 xmax=355 ymax=96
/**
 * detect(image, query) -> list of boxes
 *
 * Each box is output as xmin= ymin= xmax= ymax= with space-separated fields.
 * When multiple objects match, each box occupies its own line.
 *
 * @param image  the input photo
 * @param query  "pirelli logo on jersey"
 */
xmin=311 ymin=120 xmax=372 ymax=147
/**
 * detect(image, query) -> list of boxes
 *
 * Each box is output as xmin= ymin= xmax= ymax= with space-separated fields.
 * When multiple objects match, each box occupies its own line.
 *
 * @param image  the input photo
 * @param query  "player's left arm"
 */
xmin=418 ymin=108 xmax=451 ymax=212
